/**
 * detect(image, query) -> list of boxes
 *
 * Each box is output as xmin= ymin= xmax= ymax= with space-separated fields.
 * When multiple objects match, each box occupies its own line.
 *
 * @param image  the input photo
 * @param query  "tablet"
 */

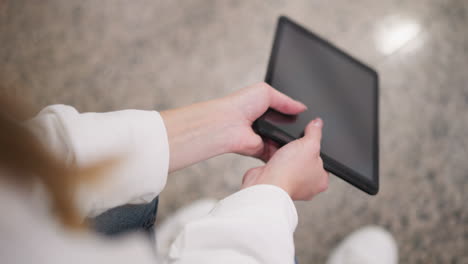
xmin=253 ymin=16 xmax=379 ymax=195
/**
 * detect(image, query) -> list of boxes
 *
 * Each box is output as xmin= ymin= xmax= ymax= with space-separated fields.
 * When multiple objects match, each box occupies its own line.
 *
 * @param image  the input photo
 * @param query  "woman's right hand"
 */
xmin=241 ymin=118 xmax=329 ymax=200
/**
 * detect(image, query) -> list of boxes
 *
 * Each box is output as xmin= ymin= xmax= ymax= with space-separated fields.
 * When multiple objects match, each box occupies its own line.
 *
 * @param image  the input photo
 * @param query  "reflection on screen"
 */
xmin=267 ymin=23 xmax=377 ymax=180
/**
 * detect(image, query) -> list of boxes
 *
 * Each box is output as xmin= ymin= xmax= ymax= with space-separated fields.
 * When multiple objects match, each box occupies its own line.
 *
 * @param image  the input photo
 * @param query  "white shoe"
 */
xmin=155 ymin=199 xmax=218 ymax=258
xmin=326 ymin=226 xmax=398 ymax=264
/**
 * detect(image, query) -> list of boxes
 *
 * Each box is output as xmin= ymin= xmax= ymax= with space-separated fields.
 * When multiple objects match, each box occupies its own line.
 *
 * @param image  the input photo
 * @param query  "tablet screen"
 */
xmin=264 ymin=18 xmax=378 ymax=184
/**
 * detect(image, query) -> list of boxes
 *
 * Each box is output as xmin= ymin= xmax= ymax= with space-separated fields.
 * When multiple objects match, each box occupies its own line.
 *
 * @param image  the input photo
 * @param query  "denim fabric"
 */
xmin=90 ymin=197 xmax=300 ymax=261
xmin=90 ymin=196 xmax=159 ymax=237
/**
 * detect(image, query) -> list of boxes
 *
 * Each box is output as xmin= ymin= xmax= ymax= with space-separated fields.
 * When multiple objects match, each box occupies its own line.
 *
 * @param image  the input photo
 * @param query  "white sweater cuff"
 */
xmin=212 ymin=184 xmax=298 ymax=233
xmin=27 ymin=105 xmax=170 ymax=217
xmin=168 ymin=185 xmax=298 ymax=263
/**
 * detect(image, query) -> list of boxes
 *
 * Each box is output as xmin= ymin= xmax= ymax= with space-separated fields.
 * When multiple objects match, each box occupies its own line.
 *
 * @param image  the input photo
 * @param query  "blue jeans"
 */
xmin=90 ymin=197 xmax=159 ymax=237
xmin=91 ymin=197 xmax=299 ymax=262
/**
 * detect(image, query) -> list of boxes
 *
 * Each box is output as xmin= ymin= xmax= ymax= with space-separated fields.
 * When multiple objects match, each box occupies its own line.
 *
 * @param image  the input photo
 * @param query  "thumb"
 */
xmin=300 ymin=118 xmax=323 ymax=156
xmin=304 ymin=118 xmax=323 ymax=142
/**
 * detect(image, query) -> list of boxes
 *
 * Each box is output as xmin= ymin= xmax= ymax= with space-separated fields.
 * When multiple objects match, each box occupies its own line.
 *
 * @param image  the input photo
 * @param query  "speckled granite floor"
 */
xmin=1 ymin=0 xmax=467 ymax=263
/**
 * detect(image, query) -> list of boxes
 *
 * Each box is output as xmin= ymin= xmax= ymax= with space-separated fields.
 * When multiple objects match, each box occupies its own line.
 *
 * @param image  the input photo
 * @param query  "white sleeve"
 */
xmin=26 ymin=105 xmax=170 ymax=217
xmin=168 ymin=185 xmax=298 ymax=264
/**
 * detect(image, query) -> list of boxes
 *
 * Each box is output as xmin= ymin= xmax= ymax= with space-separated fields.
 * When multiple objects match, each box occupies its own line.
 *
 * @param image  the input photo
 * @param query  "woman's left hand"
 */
xmin=161 ymin=82 xmax=306 ymax=172
xmin=220 ymin=82 xmax=307 ymax=161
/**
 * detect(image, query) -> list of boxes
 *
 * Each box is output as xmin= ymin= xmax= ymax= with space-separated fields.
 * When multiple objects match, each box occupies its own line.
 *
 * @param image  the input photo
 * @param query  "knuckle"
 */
xmin=260 ymin=81 xmax=271 ymax=88
xmin=320 ymin=181 xmax=329 ymax=192
xmin=245 ymin=138 xmax=262 ymax=153
xmin=307 ymin=186 xmax=317 ymax=199
xmin=245 ymin=167 xmax=257 ymax=176
xmin=316 ymin=183 xmax=326 ymax=194
xmin=243 ymin=167 xmax=262 ymax=183
xmin=319 ymin=173 xmax=329 ymax=192
xmin=318 ymin=157 xmax=324 ymax=167
xmin=256 ymin=82 xmax=270 ymax=92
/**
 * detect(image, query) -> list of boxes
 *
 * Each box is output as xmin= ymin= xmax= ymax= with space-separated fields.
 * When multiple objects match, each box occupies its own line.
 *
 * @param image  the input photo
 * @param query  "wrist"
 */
xmin=242 ymin=166 xmax=293 ymax=198
xmin=203 ymin=97 xmax=248 ymax=154
xmin=199 ymin=97 xmax=235 ymax=154
xmin=160 ymin=98 xmax=233 ymax=172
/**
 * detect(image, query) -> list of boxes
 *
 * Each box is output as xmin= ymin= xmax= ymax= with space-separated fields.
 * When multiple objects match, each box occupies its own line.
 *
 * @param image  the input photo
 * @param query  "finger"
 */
xmin=267 ymin=84 xmax=307 ymax=114
xmin=259 ymin=139 xmax=280 ymax=162
xmin=249 ymin=133 xmax=265 ymax=157
xmin=252 ymin=137 xmax=277 ymax=162
xmin=318 ymin=169 xmax=330 ymax=193
xmin=302 ymin=118 xmax=323 ymax=152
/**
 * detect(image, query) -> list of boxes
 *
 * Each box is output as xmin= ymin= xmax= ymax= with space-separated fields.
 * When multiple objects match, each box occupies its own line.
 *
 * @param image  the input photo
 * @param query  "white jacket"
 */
xmin=0 ymin=105 xmax=298 ymax=264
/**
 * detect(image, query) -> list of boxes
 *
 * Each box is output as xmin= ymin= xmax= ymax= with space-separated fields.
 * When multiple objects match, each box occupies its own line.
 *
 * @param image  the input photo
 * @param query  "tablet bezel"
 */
xmin=262 ymin=16 xmax=379 ymax=195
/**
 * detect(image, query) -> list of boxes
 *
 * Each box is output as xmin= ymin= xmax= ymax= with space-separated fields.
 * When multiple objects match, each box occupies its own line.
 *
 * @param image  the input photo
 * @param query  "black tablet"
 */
xmin=253 ymin=16 xmax=379 ymax=195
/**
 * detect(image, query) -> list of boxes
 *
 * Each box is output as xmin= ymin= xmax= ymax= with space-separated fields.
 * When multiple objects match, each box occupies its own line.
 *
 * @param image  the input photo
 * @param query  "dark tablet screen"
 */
xmin=263 ymin=17 xmax=378 ymax=190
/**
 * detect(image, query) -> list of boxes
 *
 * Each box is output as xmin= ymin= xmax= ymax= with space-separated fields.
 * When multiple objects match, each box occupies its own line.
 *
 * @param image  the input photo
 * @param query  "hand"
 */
xmin=241 ymin=118 xmax=329 ymax=200
xmin=220 ymin=82 xmax=307 ymax=160
xmin=160 ymin=82 xmax=306 ymax=172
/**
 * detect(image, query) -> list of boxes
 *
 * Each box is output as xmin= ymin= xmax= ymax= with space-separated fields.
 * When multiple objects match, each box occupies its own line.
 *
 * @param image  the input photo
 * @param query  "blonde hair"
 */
xmin=0 ymin=93 xmax=111 ymax=229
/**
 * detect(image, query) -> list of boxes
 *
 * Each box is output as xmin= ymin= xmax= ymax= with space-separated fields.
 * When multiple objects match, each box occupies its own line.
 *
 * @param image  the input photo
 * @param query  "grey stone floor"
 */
xmin=1 ymin=0 xmax=467 ymax=263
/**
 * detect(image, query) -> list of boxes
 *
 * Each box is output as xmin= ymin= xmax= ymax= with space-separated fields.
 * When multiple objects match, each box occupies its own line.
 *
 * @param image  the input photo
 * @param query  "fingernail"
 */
xmin=299 ymin=102 xmax=307 ymax=109
xmin=313 ymin=118 xmax=322 ymax=127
